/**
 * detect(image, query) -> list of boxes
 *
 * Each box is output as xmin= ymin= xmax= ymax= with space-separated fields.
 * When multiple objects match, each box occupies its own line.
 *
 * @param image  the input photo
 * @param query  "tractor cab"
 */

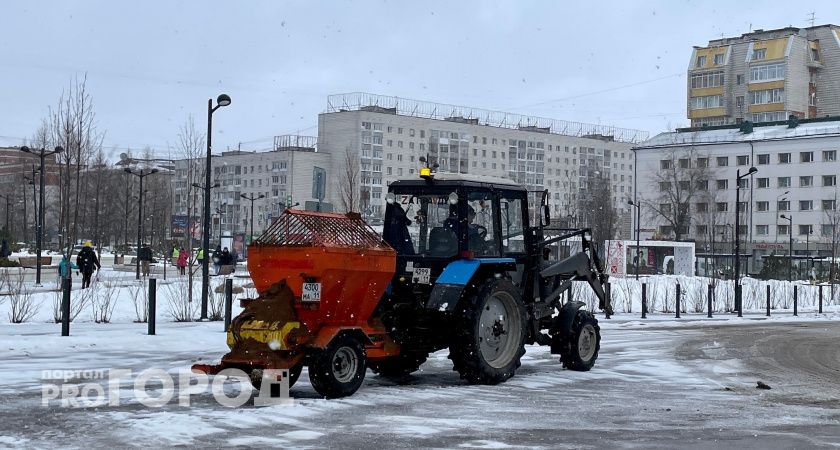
xmin=384 ymin=173 xmax=530 ymax=259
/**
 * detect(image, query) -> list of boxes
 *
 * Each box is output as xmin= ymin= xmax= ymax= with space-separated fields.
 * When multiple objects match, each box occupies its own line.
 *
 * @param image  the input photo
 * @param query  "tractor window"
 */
xmin=467 ymin=192 xmax=498 ymax=257
xmin=500 ymin=197 xmax=525 ymax=254
xmin=402 ymin=193 xmax=458 ymax=257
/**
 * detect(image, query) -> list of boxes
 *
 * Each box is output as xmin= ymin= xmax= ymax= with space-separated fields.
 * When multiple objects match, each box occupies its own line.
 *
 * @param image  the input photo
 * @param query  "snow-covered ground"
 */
xmin=1 ymin=273 xmax=839 ymax=447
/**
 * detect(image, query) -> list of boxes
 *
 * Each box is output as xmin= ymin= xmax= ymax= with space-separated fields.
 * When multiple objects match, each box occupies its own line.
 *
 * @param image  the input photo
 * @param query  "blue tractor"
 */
xmin=376 ymin=171 xmax=611 ymax=383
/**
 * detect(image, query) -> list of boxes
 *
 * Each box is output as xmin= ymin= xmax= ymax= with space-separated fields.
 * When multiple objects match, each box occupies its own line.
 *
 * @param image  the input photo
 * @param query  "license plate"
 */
xmin=302 ymin=282 xmax=321 ymax=302
xmin=413 ymin=268 xmax=431 ymax=284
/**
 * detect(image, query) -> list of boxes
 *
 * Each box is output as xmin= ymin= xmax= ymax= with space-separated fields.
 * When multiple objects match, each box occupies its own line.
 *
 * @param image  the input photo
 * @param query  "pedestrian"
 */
xmin=221 ymin=247 xmax=232 ymax=267
xmin=197 ymin=247 xmax=204 ymax=265
xmin=138 ymin=245 xmax=153 ymax=277
xmin=177 ymin=246 xmax=188 ymax=276
xmin=58 ymin=254 xmax=78 ymax=284
xmin=76 ymin=241 xmax=100 ymax=289
xmin=171 ymin=246 xmax=180 ymax=266
xmin=212 ymin=245 xmax=222 ymax=275
xmin=0 ymin=239 xmax=10 ymax=260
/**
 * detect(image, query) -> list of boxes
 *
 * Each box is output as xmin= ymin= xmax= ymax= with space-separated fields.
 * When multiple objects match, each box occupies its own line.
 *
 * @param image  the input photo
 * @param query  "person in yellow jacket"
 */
xmin=197 ymin=248 xmax=205 ymax=264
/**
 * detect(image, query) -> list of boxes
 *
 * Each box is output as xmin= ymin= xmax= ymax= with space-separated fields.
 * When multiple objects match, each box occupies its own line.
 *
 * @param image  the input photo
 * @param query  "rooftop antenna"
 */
xmin=807 ymin=12 xmax=817 ymax=27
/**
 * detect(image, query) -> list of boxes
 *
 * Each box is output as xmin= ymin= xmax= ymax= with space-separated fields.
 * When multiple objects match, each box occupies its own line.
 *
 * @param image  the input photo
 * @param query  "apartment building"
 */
xmin=318 ymin=93 xmax=646 ymax=237
xmin=634 ymin=116 xmax=840 ymax=273
xmin=170 ymin=136 xmax=331 ymax=239
xmin=687 ymin=24 xmax=840 ymax=127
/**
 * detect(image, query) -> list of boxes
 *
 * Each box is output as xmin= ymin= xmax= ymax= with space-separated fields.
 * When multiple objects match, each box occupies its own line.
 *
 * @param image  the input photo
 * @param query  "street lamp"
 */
xmin=734 ymin=166 xmax=758 ymax=317
xmin=627 ymin=199 xmax=641 ymax=280
xmin=19 ymin=145 xmax=63 ymax=285
xmin=201 ymin=94 xmax=232 ymax=321
xmin=215 ymin=204 xmax=228 ymax=246
xmin=780 ymin=214 xmax=793 ymax=282
xmin=241 ymin=193 xmax=265 ymax=258
xmin=124 ymin=167 xmax=159 ymax=280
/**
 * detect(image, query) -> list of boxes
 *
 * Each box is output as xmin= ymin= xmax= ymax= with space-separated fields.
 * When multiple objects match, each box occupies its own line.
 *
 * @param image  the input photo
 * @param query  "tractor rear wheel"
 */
xmin=449 ymin=279 xmax=527 ymax=384
xmin=249 ymin=364 xmax=303 ymax=391
xmin=308 ymin=334 xmax=367 ymax=398
xmin=370 ymin=353 xmax=428 ymax=378
xmin=557 ymin=310 xmax=600 ymax=371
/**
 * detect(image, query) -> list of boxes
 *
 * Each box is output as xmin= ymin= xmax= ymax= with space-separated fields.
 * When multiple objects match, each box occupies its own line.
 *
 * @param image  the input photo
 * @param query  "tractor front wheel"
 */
xmin=308 ymin=334 xmax=367 ymax=398
xmin=556 ymin=310 xmax=600 ymax=371
xmin=449 ymin=279 xmax=527 ymax=384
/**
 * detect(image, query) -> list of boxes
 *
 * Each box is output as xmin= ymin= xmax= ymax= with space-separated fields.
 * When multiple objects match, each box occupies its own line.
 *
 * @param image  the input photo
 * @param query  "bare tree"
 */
xmin=578 ymin=174 xmax=618 ymax=250
xmin=339 ymin=146 xmax=360 ymax=213
xmin=644 ymin=147 xmax=710 ymax=241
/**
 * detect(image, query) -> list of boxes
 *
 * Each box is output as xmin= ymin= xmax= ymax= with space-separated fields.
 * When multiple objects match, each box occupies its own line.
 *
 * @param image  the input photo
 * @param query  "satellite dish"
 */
xmin=119 ymin=153 xmax=129 ymax=161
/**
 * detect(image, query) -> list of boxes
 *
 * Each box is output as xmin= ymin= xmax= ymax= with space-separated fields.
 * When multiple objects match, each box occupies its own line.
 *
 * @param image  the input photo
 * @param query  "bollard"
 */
xmin=148 ymin=278 xmax=156 ymax=335
xmin=675 ymin=283 xmax=681 ymax=319
xmin=61 ymin=278 xmax=71 ymax=336
xmin=641 ymin=283 xmax=647 ymax=319
xmin=604 ymin=282 xmax=612 ymax=319
xmin=707 ymin=284 xmax=713 ymax=318
xmin=224 ymin=279 xmax=233 ymax=332
xmin=819 ymin=285 xmax=823 ymax=314
xmin=793 ymin=285 xmax=798 ymax=316
xmin=736 ymin=284 xmax=742 ymax=318
xmin=766 ymin=284 xmax=771 ymax=317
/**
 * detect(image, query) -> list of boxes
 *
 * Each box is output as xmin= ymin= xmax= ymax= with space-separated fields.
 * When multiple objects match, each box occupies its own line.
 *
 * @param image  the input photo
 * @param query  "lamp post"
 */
xmin=0 ymin=194 xmax=12 ymax=237
xmin=201 ymin=94 xmax=232 ymax=321
xmin=215 ymin=204 xmax=227 ymax=246
xmin=775 ymin=191 xmax=789 ymax=244
xmin=19 ymin=146 xmax=63 ymax=285
xmin=780 ymin=214 xmax=793 ymax=282
xmin=241 ymin=193 xmax=265 ymax=258
xmin=124 ymin=167 xmax=159 ymax=280
xmin=735 ymin=166 xmax=758 ymax=317
xmin=627 ymin=199 xmax=641 ymax=280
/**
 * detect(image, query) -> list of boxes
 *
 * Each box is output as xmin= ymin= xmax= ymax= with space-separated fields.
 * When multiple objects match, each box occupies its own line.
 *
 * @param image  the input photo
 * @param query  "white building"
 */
xmin=634 ymin=117 xmax=840 ymax=274
xmin=318 ymin=93 xmax=647 ymax=237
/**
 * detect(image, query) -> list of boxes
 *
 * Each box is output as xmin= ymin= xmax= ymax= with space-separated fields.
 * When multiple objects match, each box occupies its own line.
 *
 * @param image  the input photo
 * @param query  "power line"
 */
xmin=503 ymin=72 xmax=685 ymax=111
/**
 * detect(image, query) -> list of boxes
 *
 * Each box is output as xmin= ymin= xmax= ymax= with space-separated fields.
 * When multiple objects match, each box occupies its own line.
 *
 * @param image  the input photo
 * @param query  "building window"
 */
xmin=750 ymin=62 xmax=784 ymax=81
xmin=659 ymin=182 xmax=671 ymax=191
xmin=716 ymin=179 xmax=728 ymax=190
xmin=397 ymin=127 xmax=403 ymax=134
xmin=752 ymin=111 xmax=787 ymax=122
xmin=756 ymin=225 xmax=769 ymax=235
xmin=778 ymin=224 xmax=789 ymax=236
xmin=679 ymin=158 xmax=690 ymax=169
xmin=778 ymin=200 xmax=790 ymax=211
xmin=689 ymin=71 xmax=724 ymax=88
xmin=756 ymin=201 xmax=769 ymax=211
xmin=823 ymin=150 xmax=836 ymax=162
xmin=716 ymin=202 xmax=728 ymax=212
xmin=696 ymin=225 xmax=708 ymax=235
xmin=757 ymin=178 xmax=769 ymax=188
xmin=736 ymin=74 xmax=744 ymax=85
xmin=822 ymin=224 xmax=835 ymax=236
xmin=749 ymin=88 xmax=784 ymax=105
xmin=823 ymin=175 xmax=836 ymax=187
xmin=800 ymin=152 xmax=813 ymax=163
xmin=691 ymin=95 xmax=723 ymax=109
xmin=697 ymin=157 xmax=708 ymax=168
xmin=409 ymin=128 xmax=415 ymax=137
xmin=751 ymin=48 xmax=767 ymax=61
xmin=716 ymin=156 xmax=729 ymax=167
xmin=778 ymin=153 xmax=791 ymax=164
xmin=420 ymin=130 xmax=425 ymax=138
xmin=660 ymin=160 xmax=672 ymax=170
xmin=822 ymin=199 xmax=836 ymax=210
xmin=713 ymin=53 xmax=725 ymax=65
xmin=696 ymin=180 xmax=709 ymax=191
xmin=798 ymin=224 xmax=813 ymax=235
xmin=737 ymin=155 xmax=749 ymax=165
xmin=799 ymin=200 xmax=813 ymax=211
xmin=757 ymin=154 xmax=770 ymax=165
xmin=778 ymin=177 xmax=791 ymax=188
xmin=738 ymin=179 xmax=748 ymax=189
xmin=736 ymin=96 xmax=744 ymax=108
xmin=695 ymin=202 xmax=708 ymax=213
xmin=800 ymin=176 xmax=813 ymax=187
xmin=696 ymin=55 xmax=706 ymax=68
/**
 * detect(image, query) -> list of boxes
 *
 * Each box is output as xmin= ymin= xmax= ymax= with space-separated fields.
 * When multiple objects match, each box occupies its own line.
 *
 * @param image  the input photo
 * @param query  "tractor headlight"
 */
xmin=448 ymin=192 xmax=458 ymax=205
xmin=386 ymin=193 xmax=395 ymax=204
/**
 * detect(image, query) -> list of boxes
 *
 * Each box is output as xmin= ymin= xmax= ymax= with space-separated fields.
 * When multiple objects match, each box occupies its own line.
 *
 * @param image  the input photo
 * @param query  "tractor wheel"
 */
xmin=249 ymin=364 xmax=303 ymax=391
xmin=369 ymin=353 xmax=428 ymax=378
xmin=556 ymin=310 xmax=600 ymax=371
xmin=449 ymin=278 xmax=527 ymax=384
xmin=308 ymin=334 xmax=367 ymax=398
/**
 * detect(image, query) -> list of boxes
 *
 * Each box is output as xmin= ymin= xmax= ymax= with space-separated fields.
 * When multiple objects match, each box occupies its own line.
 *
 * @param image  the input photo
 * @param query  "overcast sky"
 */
xmin=1 ymin=1 xmax=836 ymax=160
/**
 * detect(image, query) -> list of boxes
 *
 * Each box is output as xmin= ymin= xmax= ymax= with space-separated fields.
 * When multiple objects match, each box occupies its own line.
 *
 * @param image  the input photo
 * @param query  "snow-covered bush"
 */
xmin=4 ymin=270 xmax=39 ymax=323
xmin=164 ymin=280 xmax=197 ymax=322
xmin=91 ymin=281 xmax=119 ymax=323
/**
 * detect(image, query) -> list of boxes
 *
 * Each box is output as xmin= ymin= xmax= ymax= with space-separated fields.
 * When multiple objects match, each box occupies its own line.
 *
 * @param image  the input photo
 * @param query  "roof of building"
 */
xmin=636 ymin=117 xmax=840 ymax=149
xmin=325 ymin=92 xmax=649 ymax=144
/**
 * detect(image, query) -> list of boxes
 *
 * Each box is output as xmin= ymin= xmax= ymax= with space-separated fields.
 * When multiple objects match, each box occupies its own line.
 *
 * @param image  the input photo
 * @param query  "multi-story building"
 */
xmin=170 ymin=136 xmax=331 ymax=241
xmin=318 ymin=93 xmax=647 ymax=237
xmin=687 ymin=24 xmax=840 ymax=127
xmin=634 ymin=116 xmax=840 ymax=274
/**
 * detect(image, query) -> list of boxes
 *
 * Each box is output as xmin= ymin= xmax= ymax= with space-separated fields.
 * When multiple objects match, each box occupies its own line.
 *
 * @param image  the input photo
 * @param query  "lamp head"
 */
xmin=150 ymin=168 xmax=159 ymax=174
xmin=748 ymin=166 xmax=758 ymax=175
xmin=19 ymin=146 xmax=30 ymax=153
xmin=216 ymin=94 xmax=231 ymax=107
xmin=54 ymin=146 xmax=63 ymax=154
xmin=124 ymin=168 xmax=132 ymax=174
xmin=258 ymin=194 xmax=265 ymax=199
xmin=781 ymin=214 xmax=787 ymax=219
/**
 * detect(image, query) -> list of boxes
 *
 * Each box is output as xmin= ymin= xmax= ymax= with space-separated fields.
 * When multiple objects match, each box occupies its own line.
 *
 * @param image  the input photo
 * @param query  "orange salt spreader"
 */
xmin=192 ymin=209 xmax=398 ymax=398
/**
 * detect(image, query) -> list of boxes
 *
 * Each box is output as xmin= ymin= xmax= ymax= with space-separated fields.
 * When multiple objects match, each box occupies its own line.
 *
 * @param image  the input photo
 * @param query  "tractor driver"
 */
xmin=466 ymin=205 xmax=488 ymax=252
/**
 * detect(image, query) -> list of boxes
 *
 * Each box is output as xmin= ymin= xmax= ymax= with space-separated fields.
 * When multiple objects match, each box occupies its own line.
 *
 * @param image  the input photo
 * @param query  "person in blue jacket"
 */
xmin=59 ymin=254 xmax=78 ymax=282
